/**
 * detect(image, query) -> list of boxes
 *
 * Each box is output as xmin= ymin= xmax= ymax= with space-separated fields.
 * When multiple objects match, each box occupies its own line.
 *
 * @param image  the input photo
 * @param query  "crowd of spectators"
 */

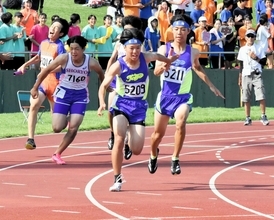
xmin=0 ymin=0 xmax=274 ymax=70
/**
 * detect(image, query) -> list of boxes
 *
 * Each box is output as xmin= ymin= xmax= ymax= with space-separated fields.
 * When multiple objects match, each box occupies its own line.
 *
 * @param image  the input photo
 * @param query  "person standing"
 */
xmin=237 ymin=29 xmax=269 ymax=126
xmin=20 ymin=0 xmax=39 ymax=51
xmin=98 ymin=28 xmax=179 ymax=191
xmin=30 ymin=36 xmax=105 ymax=164
xmin=17 ymin=18 xmax=69 ymax=150
xmin=147 ymin=14 xmax=224 ymax=175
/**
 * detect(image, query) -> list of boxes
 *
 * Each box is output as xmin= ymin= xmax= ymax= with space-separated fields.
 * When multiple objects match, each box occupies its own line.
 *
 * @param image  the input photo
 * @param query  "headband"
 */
xmin=124 ymin=38 xmax=142 ymax=46
xmin=172 ymin=20 xmax=190 ymax=29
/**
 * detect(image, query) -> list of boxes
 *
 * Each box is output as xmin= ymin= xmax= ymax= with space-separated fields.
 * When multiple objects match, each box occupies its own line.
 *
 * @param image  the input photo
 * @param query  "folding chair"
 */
xmin=16 ymin=90 xmax=46 ymax=124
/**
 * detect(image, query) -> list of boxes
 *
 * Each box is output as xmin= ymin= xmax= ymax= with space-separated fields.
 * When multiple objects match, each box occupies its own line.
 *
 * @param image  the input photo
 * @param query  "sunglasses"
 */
xmin=246 ymin=34 xmax=255 ymax=38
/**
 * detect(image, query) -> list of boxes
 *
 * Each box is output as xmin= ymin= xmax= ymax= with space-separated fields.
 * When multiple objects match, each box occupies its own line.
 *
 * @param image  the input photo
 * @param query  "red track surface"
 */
xmin=0 ymin=122 xmax=274 ymax=220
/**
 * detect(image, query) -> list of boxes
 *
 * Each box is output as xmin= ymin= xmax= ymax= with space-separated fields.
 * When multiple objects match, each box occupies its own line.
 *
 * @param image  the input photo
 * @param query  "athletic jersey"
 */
xmin=161 ymin=43 xmax=192 ymax=96
xmin=59 ymin=53 xmax=90 ymax=90
xmin=39 ymin=39 xmax=66 ymax=79
xmin=116 ymin=53 xmax=149 ymax=100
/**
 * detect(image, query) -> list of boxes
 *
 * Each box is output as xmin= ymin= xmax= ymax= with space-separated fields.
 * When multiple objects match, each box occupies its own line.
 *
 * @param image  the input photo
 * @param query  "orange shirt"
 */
xmin=157 ymin=11 xmax=173 ymax=42
xmin=192 ymin=27 xmax=208 ymax=58
xmin=164 ymin=26 xmax=173 ymax=43
xmin=204 ymin=0 xmax=216 ymax=27
xmin=123 ymin=0 xmax=140 ymax=17
xmin=246 ymin=0 xmax=252 ymax=8
xmin=20 ymin=8 xmax=38 ymax=36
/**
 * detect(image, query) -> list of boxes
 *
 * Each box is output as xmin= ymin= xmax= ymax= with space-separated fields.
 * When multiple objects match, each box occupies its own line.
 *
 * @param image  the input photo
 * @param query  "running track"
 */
xmin=0 ymin=122 xmax=274 ymax=220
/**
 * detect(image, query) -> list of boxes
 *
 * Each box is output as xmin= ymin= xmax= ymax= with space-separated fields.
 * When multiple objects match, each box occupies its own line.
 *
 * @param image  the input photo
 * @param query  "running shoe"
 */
xmin=108 ymin=136 xmax=114 ymax=150
xmin=109 ymin=174 xmax=124 ymax=192
xmin=260 ymin=115 xmax=269 ymax=126
xmin=25 ymin=138 xmax=36 ymax=150
xmin=52 ymin=154 xmax=66 ymax=165
xmin=148 ymin=148 xmax=159 ymax=174
xmin=124 ymin=144 xmax=132 ymax=160
xmin=243 ymin=117 xmax=252 ymax=126
xmin=171 ymin=160 xmax=181 ymax=175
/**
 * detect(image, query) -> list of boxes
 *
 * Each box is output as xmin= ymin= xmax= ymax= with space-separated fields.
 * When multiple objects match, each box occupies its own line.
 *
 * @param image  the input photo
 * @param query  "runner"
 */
xmin=147 ymin=14 xmax=224 ymax=175
xmin=30 ymin=35 xmax=106 ymax=164
xmin=17 ymin=18 xmax=69 ymax=150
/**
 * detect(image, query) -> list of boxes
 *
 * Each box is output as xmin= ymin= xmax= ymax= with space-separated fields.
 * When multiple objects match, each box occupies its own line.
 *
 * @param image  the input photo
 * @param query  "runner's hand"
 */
xmin=97 ymin=104 xmax=106 ymax=116
xmin=209 ymin=86 xmax=225 ymax=99
xmin=30 ymin=88 xmax=39 ymax=99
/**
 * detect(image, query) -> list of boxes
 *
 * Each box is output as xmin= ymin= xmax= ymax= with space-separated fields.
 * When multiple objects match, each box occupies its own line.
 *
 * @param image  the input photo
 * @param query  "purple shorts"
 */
xmin=109 ymin=96 xmax=148 ymax=124
xmin=53 ymin=87 xmax=89 ymax=116
xmin=155 ymin=93 xmax=192 ymax=118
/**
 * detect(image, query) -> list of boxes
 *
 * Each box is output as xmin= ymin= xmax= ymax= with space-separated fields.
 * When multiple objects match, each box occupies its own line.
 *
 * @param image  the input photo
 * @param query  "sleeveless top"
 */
xmin=161 ymin=43 xmax=192 ymax=96
xmin=115 ymin=53 xmax=149 ymax=100
xmin=59 ymin=53 xmax=90 ymax=90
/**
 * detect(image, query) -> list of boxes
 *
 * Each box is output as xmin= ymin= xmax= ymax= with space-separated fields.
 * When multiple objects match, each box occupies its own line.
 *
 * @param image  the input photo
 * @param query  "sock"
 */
xmin=150 ymin=155 xmax=157 ymax=160
xmin=172 ymin=156 xmax=179 ymax=161
xmin=114 ymin=174 xmax=122 ymax=183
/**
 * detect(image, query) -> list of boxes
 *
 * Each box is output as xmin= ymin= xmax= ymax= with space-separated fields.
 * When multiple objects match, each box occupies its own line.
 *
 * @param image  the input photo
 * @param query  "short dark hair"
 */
xmin=170 ymin=14 xmax=193 ymax=26
xmin=53 ymin=18 xmax=69 ymax=38
xmin=121 ymin=16 xmax=143 ymax=30
xmin=51 ymin=15 xmax=60 ymax=23
xmin=69 ymin=13 xmax=81 ymax=26
xmin=1 ymin=12 xmax=13 ymax=24
xmin=88 ymin=14 xmax=97 ymax=20
xmin=120 ymin=28 xmax=145 ymax=45
xmin=67 ymin=35 xmax=88 ymax=49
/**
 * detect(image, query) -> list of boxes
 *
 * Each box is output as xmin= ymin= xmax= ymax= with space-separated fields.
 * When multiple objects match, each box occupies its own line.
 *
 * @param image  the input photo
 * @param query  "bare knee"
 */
xmin=151 ymin=131 xmax=164 ymax=142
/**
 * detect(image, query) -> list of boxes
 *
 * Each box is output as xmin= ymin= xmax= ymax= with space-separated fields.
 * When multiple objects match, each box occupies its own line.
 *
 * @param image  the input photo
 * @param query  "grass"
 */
xmin=7 ymin=0 xmax=107 ymax=28
xmin=1 ymin=106 xmax=272 ymax=138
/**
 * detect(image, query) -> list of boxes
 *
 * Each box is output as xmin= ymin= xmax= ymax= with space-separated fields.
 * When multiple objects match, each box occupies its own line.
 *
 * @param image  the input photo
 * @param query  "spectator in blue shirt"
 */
xmin=190 ymin=0 xmax=204 ymax=29
xmin=255 ymin=0 xmax=266 ymax=24
xmin=140 ymin=0 xmax=153 ymax=32
xmin=220 ymin=0 xmax=233 ymax=24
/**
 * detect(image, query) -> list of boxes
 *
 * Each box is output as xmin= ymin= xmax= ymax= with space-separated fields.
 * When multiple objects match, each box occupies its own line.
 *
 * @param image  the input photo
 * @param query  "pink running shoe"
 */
xmin=52 ymin=154 xmax=66 ymax=165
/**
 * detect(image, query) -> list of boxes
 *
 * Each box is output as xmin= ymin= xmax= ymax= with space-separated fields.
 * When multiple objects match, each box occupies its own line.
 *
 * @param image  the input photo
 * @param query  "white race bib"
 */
xmin=124 ymin=82 xmax=146 ymax=98
xmin=164 ymin=66 xmax=185 ymax=83
xmin=40 ymin=55 xmax=53 ymax=69
xmin=53 ymin=87 xmax=66 ymax=99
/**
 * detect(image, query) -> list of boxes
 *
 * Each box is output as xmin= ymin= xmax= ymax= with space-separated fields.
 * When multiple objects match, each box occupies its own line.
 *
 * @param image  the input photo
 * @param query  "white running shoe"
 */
xmin=109 ymin=174 xmax=125 ymax=192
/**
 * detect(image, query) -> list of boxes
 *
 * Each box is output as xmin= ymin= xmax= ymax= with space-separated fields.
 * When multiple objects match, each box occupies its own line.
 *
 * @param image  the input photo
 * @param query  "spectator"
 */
xmin=140 ymin=0 xmax=153 ymax=32
xmin=12 ymin=11 xmax=26 ymax=69
xmin=81 ymin=14 xmax=98 ymax=55
xmin=237 ymin=29 xmax=269 ymax=126
xmin=20 ymin=0 xmax=38 ymax=51
xmin=123 ymin=0 xmax=143 ymax=17
xmin=96 ymin=15 xmax=117 ymax=69
xmin=29 ymin=13 xmax=49 ymax=59
xmin=265 ymin=0 xmax=274 ymax=24
xmin=0 ymin=12 xmax=17 ymax=70
xmin=209 ymin=18 xmax=225 ymax=68
xmin=220 ymin=0 xmax=233 ymax=24
xmin=190 ymin=0 xmax=204 ymax=29
xmin=112 ymin=13 xmax=123 ymax=36
xmin=192 ymin=16 xmax=209 ymax=68
xmin=256 ymin=13 xmax=273 ymax=69
xmin=233 ymin=0 xmax=252 ymax=32
xmin=144 ymin=16 xmax=160 ymax=68
xmin=156 ymin=0 xmax=173 ymax=44
xmin=68 ymin=13 xmax=81 ymax=38
xmin=238 ymin=15 xmax=254 ymax=47
xmin=0 ymin=0 xmax=7 ymax=27
xmin=107 ymin=0 xmax=124 ymax=22
xmin=255 ymin=0 xmax=266 ymax=24
xmin=51 ymin=14 xmax=60 ymax=24
xmin=22 ymin=0 xmax=44 ymax=13
xmin=224 ymin=17 xmax=237 ymax=69
xmin=184 ymin=0 xmax=194 ymax=16
xmin=203 ymin=0 xmax=216 ymax=30
xmin=168 ymin=0 xmax=188 ymax=15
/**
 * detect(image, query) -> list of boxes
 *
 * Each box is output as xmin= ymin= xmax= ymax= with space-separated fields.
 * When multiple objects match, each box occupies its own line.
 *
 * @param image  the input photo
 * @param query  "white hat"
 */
xmin=198 ymin=16 xmax=207 ymax=22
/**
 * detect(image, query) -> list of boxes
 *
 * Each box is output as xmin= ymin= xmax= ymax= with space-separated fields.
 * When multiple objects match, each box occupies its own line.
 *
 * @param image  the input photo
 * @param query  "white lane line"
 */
xmin=259 ymin=138 xmax=267 ymax=140
xmin=253 ymin=172 xmax=264 ymax=175
xmin=172 ymin=206 xmax=202 ymax=210
xmin=130 ymin=214 xmax=274 ymax=219
xmin=0 ymin=206 xmax=4 ymax=208
xmin=215 ymin=155 xmax=221 ymax=159
xmin=25 ymin=195 xmax=51 ymax=199
xmin=136 ymin=192 xmax=162 ymax=196
xmin=239 ymin=141 xmax=246 ymax=144
xmin=102 ymin=201 xmax=124 ymax=205
xmin=248 ymin=140 xmax=255 ymax=142
xmin=52 ymin=210 xmax=80 ymax=214
xmin=224 ymin=161 xmax=230 ymax=164
xmin=67 ymin=187 xmax=80 ymax=190
xmin=225 ymin=146 xmax=230 ymax=148
xmin=2 ymin=182 xmax=25 ymax=186
xmin=218 ymin=158 xmax=224 ymax=161
xmin=208 ymin=198 xmax=217 ymax=200
xmin=270 ymin=175 xmax=274 ymax=178
xmin=231 ymin=144 xmax=237 ymax=146
xmin=209 ymin=155 xmax=274 ymax=219
xmin=241 ymin=168 xmax=250 ymax=171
